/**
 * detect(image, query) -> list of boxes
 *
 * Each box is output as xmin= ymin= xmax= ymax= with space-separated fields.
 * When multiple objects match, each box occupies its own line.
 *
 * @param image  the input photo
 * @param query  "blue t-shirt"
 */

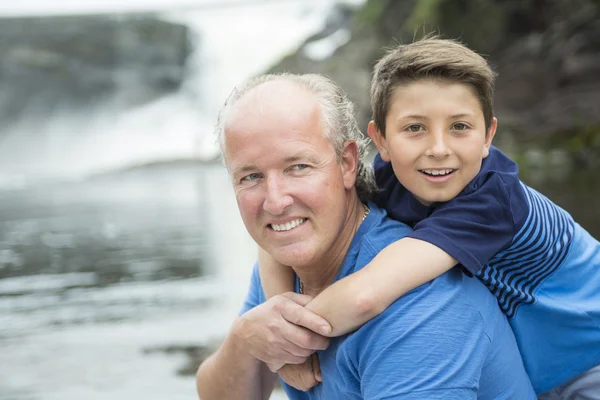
xmin=240 ymin=204 xmax=536 ymax=399
xmin=374 ymin=146 xmax=600 ymax=393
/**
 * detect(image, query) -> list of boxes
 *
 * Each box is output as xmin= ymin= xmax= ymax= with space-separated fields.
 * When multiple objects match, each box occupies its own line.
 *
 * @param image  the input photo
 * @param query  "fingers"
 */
xmin=235 ymin=293 xmax=330 ymax=367
xmin=312 ymin=353 xmax=322 ymax=382
xmin=267 ymin=362 xmax=284 ymax=373
xmin=278 ymin=360 xmax=320 ymax=392
xmin=235 ymin=312 xmax=308 ymax=365
xmin=277 ymin=322 xmax=330 ymax=353
xmin=278 ymin=294 xmax=332 ymax=337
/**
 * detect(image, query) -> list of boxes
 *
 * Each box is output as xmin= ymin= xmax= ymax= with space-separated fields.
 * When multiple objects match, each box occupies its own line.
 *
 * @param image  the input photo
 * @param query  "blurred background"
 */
xmin=0 ymin=0 xmax=598 ymax=399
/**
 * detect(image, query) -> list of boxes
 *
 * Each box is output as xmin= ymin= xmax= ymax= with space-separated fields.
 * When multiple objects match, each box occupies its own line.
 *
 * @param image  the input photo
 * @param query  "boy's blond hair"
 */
xmin=371 ymin=37 xmax=496 ymax=136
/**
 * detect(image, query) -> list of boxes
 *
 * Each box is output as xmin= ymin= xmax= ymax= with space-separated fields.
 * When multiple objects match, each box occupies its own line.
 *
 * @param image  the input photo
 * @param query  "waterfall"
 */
xmin=0 ymin=0 xmax=365 ymax=189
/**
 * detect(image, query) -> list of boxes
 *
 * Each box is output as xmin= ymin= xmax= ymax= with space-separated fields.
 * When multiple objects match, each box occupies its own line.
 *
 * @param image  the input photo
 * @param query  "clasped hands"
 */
xmin=234 ymin=292 xmax=332 ymax=391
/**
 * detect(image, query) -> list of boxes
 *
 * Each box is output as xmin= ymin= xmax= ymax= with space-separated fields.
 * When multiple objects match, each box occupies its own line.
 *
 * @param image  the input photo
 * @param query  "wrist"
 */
xmin=229 ymin=316 xmax=258 ymax=360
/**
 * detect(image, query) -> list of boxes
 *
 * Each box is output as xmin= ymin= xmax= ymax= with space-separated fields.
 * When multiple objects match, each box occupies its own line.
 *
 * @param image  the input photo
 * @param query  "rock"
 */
xmin=0 ymin=14 xmax=192 ymax=129
xmin=267 ymin=0 xmax=600 ymax=146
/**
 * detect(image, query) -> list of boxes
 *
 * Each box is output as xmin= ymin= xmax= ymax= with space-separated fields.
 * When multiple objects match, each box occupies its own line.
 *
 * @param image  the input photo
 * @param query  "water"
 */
xmin=1 ymin=1 xmax=598 ymax=399
xmin=0 ymin=1 xmax=366 ymax=398
xmin=0 ymin=0 xmax=363 ymax=188
xmin=0 ymin=162 xmax=266 ymax=399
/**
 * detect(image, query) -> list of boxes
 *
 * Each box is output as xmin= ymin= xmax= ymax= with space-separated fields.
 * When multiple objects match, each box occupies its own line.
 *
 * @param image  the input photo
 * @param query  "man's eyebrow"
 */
xmin=231 ymin=164 xmax=257 ymax=177
xmin=231 ymin=152 xmax=321 ymax=176
xmin=283 ymin=152 xmax=319 ymax=164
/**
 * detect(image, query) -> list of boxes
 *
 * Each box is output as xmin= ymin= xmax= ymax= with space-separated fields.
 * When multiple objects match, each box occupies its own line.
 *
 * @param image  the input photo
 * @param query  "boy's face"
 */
xmin=368 ymin=79 xmax=497 ymax=206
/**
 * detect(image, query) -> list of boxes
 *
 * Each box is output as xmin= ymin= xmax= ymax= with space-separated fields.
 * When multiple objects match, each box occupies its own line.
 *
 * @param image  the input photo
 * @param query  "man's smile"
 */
xmin=269 ymin=218 xmax=307 ymax=232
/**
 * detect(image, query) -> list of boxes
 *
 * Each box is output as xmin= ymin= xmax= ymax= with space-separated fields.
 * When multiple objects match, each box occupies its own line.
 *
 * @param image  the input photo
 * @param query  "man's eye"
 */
xmin=241 ymin=173 xmax=261 ymax=182
xmin=406 ymin=124 xmax=423 ymax=133
xmin=290 ymin=164 xmax=308 ymax=171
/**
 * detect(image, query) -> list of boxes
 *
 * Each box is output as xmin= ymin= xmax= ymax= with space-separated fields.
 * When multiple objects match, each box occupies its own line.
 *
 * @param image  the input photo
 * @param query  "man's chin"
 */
xmin=269 ymin=249 xmax=313 ymax=269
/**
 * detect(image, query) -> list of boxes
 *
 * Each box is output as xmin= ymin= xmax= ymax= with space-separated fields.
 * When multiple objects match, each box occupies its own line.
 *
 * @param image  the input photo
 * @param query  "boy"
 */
xmin=259 ymin=37 xmax=600 ymax=396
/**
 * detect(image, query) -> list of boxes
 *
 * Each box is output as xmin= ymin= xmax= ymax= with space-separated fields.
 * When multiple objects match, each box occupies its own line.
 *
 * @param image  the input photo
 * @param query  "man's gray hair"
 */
xmin=215 ymin=73 xmax=376 ymax=203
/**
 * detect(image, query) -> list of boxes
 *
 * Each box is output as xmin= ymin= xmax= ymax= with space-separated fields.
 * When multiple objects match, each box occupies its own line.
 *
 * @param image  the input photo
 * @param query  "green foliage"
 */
xmin=404 ymin=0 xmax=506 ymax=53
xmin=405 ymin=0 xmax=444 ymax=33
xmin=567 ymin=124 xmax=600 ymax=152
xmin=356 ymin=0 xmax=386 ymax=24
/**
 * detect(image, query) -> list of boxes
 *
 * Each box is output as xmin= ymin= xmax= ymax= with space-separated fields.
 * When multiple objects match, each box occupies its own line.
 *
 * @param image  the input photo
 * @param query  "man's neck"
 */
xmin=295 ymin=196 xmax=368 ymax=297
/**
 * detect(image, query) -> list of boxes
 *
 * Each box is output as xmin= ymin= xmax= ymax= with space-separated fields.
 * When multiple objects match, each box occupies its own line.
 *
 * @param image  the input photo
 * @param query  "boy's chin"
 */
xmin=414 ymin=191 xmax=461 ymax=206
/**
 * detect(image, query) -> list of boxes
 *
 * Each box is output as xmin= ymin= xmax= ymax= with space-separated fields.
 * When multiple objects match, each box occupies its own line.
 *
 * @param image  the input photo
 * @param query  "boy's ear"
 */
xmin=367 ymin=121 xmax=391 ymax=162
xmin=482 ymin=117 xmax=498 ymax=159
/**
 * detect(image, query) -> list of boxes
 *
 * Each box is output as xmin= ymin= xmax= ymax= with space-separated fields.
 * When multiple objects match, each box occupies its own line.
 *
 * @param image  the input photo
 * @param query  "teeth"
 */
xmin=271 ymin=218 xmax=306 ymax=232
xmin=422 ymin=169 xmax=454 ymax=176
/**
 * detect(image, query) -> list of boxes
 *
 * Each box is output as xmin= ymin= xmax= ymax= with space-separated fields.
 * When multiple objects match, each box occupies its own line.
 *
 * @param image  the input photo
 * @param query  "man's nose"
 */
xmin=425 ymin=130 xmax=450 ymax=158
xmin=263 ymin=175 xmax=293 ymax=215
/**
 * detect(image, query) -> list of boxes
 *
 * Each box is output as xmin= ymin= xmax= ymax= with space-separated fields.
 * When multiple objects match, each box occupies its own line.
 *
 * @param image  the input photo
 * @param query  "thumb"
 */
xmin=280 ymin=292 xmax=314 ymax=306
xmin=279 ymin=299 xmax=332 ymax=336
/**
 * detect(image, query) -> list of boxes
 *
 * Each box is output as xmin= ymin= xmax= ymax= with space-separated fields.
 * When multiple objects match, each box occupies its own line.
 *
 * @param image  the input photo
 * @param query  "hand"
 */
xmin=278 ymin=353 xmax=322 ymax=392
xmin=234 ymin=292 xmax=331 ymax=367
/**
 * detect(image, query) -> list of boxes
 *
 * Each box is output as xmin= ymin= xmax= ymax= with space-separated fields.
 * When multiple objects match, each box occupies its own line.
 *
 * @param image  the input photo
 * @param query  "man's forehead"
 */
xmin=228 ymin=80 xmax=315 ymax=121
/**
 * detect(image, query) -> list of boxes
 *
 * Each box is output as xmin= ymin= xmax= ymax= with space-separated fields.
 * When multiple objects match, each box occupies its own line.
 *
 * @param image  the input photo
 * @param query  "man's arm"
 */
xmin=196 ymin=266 xmax=330 ymax=399
xmin=196 ymin=317 xmax=277 ymax=400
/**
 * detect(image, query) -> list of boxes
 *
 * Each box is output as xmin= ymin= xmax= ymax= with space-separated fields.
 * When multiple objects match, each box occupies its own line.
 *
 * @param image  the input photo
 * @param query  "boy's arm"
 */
xmin=258 ymin=246 xmax=295 ymax=299
xmin=306 ymin=237 xmax=457 ymax=337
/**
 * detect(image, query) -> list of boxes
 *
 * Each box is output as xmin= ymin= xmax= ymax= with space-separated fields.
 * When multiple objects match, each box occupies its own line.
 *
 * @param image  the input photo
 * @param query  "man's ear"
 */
xmin=341 ymin=140 xmax=359 ymax=190
xmin=482 ymin=117 xmax=498 ymax=159
xmin=367 ymin=121 xmax=390 ymax=162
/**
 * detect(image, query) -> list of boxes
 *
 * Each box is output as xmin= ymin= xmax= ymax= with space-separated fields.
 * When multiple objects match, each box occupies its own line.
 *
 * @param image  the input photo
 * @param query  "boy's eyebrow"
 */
xmin=396 ymin=114 xmax=429 ymax=120
xmin=449 ymin=113 xmax=476 ymax=119
xmin=396 ymin=112 xmax=476 ymax=120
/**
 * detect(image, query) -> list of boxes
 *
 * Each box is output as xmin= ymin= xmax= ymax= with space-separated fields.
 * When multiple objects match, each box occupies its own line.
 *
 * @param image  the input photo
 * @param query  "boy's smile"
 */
xmin=368 ymin=79 xmax=497 ymax=206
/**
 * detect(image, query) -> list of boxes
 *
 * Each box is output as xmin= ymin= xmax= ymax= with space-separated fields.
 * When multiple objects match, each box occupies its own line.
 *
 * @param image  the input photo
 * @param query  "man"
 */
xmin=196 ymin=73 xmax=536 ymax=399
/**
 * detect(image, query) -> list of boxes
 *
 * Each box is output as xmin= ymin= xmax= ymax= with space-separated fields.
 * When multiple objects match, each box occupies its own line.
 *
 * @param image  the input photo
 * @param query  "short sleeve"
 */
xmin=341 ymin=272 xmax=488 ymax=399
xmin=238 ymin=263 xmax=263 ymax=315
xmin=408 ymin=173 xmax=516 ymax=275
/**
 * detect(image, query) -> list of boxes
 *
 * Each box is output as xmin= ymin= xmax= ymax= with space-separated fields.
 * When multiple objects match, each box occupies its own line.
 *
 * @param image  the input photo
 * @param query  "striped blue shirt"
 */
xmin=374 ymin=146 xmax=600 ymax=394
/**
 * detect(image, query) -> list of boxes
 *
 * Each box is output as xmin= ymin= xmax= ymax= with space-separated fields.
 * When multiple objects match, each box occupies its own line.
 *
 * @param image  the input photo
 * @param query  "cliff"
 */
xmin=0 ymin=14 xmax=192 ymax=129
xmin=269 ymin=0 xmax=600 ymax=156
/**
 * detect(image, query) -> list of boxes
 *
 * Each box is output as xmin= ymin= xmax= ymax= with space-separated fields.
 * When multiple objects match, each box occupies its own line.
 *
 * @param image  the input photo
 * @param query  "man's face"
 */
xmin=223 ymin=81 xmax=358 ymax=269
xmin=369 ymin=79 xmax=497 ymax=205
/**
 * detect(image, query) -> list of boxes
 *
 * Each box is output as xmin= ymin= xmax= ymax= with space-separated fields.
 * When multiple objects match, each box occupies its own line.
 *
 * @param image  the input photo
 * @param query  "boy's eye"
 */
xmin=406 ymin=124 xmax=424 ymax=133
xmin=452 ymin=123 xmax=469 ymax=131
xmin=241 ymin=172 xmax=262 ymax=182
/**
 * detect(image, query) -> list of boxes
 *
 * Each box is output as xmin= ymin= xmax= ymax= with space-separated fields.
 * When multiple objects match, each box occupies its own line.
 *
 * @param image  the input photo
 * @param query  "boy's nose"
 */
xmin=263 ymin=175 xmax=293 ymax=215
xmin=425 ymin=131 xmax=450 ymax=158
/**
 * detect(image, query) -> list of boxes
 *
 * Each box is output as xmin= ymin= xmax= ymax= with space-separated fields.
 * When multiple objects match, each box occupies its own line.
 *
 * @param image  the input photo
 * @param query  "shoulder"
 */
xmin=339 ymin=270 xmax=497 ymax=396
xmin=359 ymin=203 xmax=413 ymax=255
xmin=466 ymin=146 xmax=524 ymax=198
xmin=354 ymin=270 xmax=494 ymax=339
xmin=463 ymin=147 xmax=528 ymax=227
